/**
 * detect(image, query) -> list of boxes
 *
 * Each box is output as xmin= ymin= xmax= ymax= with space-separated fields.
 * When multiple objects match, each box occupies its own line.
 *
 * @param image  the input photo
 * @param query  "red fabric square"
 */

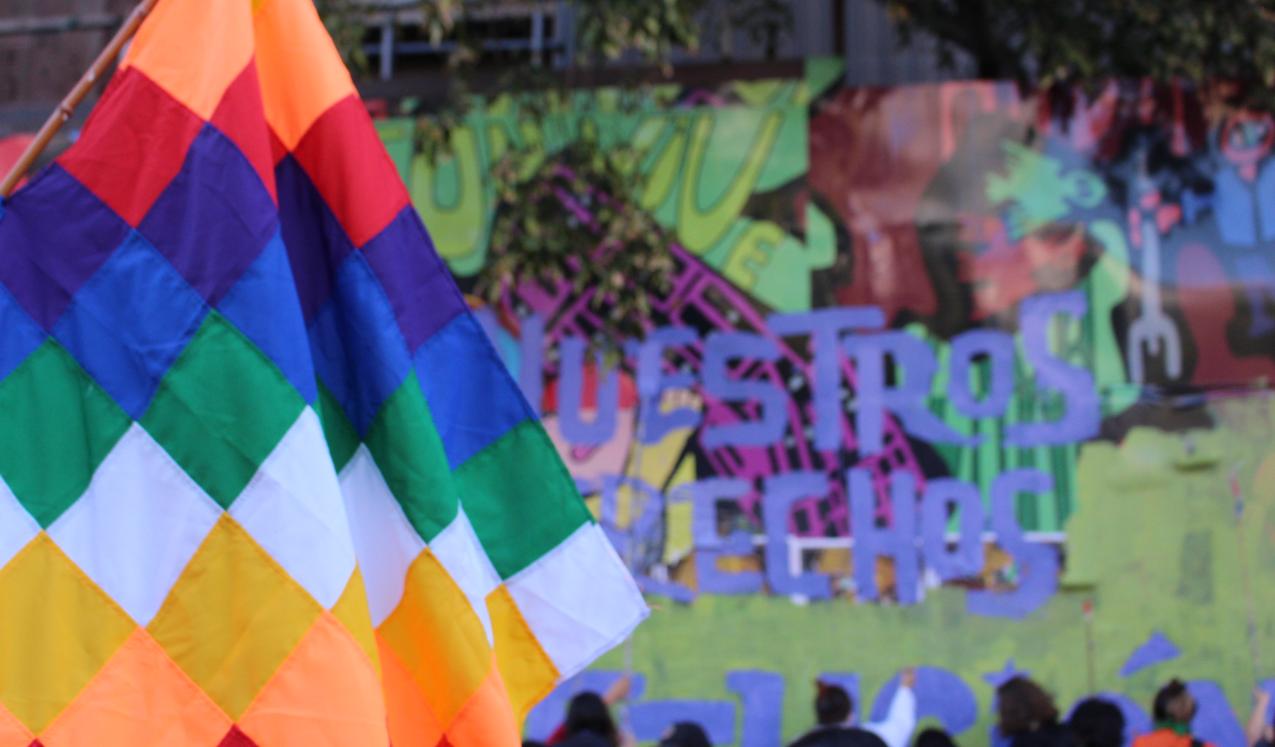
xmin=268 ymin=126 xmax=288 ymax=167
xmin=210 ymin=59 xmax=276 ymax=203
xmin=58 ymin=67 xmax=203 ymax=227
xmin=218 ymin=726 xmax=259 ymax=746
xmin=291 ymin=94 xmax=409 ymax=248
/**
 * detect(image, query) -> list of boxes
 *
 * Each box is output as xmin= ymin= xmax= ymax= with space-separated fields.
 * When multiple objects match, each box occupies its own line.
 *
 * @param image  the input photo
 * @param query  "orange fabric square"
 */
xmin=253 ymin=0 xmax=356 ymax=150
xmin=443 ymin=660 xmax=520 ymax=747
xmin=238 ymin=614 xmax=388 ymax=746
xmin=488 ymin=586 xmax=560 ymax=725
xmin=376 ymin=551 xmax=491 ymax=729
xmin=376 ymin=638 xmax=443 ymax=747
xmin=0 ymin=701 xmax=32 ymax=747
xmin=39 ymin=629 xmax=231 ymax=747
xmin=120 ymin=0 xmax=253 ymax=120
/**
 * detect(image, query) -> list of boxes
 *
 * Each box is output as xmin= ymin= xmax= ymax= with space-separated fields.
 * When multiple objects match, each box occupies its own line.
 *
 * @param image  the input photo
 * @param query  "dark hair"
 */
xmin=1152 ymin=679 xmax=1194 ymax=723
xmin=523 ymin=742 xmax=549 ymax=747
xmin=816 ymin=681 xmax=854 ymax=726
xmin=915 ymin=727 xmax=959 ymax=747
xmin=565 ymin=692 xmax=618 ymax=743
xmin=659 ymin=721 xmax=712 ymax=747
xmin=997 ymin=677 xmax=1061 ymax=736
xmin=1069 ymin=698 xmax=1126 ymax=747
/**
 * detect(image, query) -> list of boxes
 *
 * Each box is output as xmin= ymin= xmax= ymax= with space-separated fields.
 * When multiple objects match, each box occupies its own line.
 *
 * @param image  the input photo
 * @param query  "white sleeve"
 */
xmin=864 ymin=685 xmax=917 ymax=747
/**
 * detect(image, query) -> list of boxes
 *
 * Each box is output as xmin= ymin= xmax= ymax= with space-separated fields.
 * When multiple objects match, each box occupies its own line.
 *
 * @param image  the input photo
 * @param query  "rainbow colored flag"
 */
xmin=0 ymin=1 xmax=646 ymax=744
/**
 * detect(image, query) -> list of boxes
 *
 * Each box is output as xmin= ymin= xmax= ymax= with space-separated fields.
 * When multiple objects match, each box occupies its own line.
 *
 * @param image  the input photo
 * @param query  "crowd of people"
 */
xmin=525 ymin=672 xmax=1275 ymax=747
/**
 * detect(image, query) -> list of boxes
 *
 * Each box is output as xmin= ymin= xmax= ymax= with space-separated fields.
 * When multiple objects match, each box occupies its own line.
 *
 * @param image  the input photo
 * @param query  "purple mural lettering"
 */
xmin=764 ymin=471 xmax=834 ymax=599
xmin=702 ymin=331 xmax=789 ymax=448
xmin=920 ymin=478 xmax=985 ymax=582
xmin=847 ymin=331 xmax=979 ymax=455
xmin=850 ymin=468 xmax=920 ymax=604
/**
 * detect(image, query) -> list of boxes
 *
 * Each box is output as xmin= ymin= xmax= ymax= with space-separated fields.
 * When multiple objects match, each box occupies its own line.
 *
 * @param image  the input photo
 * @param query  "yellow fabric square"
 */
xmin=0 ymin=535 xmax=136 ymax=733
xmin=330 ymin=567 xmax=380 ymax=675
xmin=488 ymin=585 xmax=560 ymax=725
xmin=147 ymin=516 xmax=321 ymax=719
xmin=120 ymin=0 xmax=254 ymax=120
xmin=376 ymin=550 xmax=491 ymax=729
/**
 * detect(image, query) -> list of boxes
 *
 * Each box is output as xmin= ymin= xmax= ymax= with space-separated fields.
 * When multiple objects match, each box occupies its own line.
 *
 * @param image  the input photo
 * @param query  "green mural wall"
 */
xmin=371 ymin=62 xmax=1275 ymax=745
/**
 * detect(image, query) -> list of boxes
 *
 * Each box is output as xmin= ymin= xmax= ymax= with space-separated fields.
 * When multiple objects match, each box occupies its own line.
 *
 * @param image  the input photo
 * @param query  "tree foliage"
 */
xmin=884 ymin=0 xmax=1275 ymax=111
xmin=477 ymin=144 xmax=677 ymax=345
xmin=317 ymin=0 xmax=787 ymax=346
xmin=319 ymin=0 xmax=790 ymax=72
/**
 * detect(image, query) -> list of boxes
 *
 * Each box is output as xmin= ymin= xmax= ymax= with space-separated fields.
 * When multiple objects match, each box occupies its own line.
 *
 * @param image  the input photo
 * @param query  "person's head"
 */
xmin=523 ymin=742 xmax=548 ymax=747
xmin=1152 ymin=679 xmax=1196 ymax=725
xmin=1069 ymin=698 xmax=1126 ymax=747
xmin=997 ymin=677 xmax=1060 ymax=736
xmin=915 ymin=727 xmax=959 ymax=747
xmin=565 ymin=691 xmax=618 ymax=742
xmin=658 ymin=721 xmax=712 ymax=747
xmin=815 ymin=680 xmax=854 ymax=726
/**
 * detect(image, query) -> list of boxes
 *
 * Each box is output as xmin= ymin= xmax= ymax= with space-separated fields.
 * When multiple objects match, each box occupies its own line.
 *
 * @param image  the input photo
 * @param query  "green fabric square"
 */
xmin=0 ymin=341 xmax=130 ymax=527
xmin=364 ymin=371 xmax=457 ymax=542
xmin=317 ymin=382 xmax=358 ymax=473
xmin=454 ymin=419 xmax=592 ymax=579
xmin=141 ymin=312 xmax=303 ymax=508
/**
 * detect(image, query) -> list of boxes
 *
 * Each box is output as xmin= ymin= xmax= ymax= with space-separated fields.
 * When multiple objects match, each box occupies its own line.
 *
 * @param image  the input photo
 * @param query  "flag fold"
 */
xmin=0 ymin=1 xmax=647 ymax=745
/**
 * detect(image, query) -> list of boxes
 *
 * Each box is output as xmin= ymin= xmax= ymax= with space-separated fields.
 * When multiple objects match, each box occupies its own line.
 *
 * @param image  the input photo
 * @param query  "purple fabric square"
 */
xmin=276 ymin=155 xmax=356 ymax=322
xmin=0 ymin=164 xmax=130 ymax=329
xmin=361 ymin=207 xmax=466 ymax=352
xmin=138 ymin=124 xmax=277 ymax=305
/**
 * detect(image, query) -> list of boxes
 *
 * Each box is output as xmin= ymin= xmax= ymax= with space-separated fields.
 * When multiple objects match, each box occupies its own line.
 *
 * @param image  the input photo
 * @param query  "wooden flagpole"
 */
xmin=0 ymin=0 xmax=158 ymax=199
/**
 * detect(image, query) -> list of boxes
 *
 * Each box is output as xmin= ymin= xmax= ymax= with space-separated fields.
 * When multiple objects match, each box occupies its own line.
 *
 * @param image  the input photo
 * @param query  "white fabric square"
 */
xmin=47 ymin=424 xmax=222 ymax=625
xmin=339 ymin=445 xmax=426 ymax=625
xmin=231 ymin=408 xmax=357 ymax=609
xmin=429 ymin=508 xmax=501 ymax=644
xmin=0 ymin=476 xmax=39 ymax=568
xmin=507 ymin=523 xmax=648 ymax=678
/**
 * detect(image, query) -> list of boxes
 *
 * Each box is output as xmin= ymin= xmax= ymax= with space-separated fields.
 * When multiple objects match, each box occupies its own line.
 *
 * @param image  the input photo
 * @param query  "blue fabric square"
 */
xmin=0 ymin=282 xmax=47 ymax=382
xmin=0 ymin=164 xmax=130 ymax=330
xmin=138 ymin=125 xmax=278 ymax=305
xmin=218 ymin=231 xmax=318 ymax=403
xmin=414 ymin=312 xmax=532 ymax=469
xmin=53 ymin=231 xmax=209 ymax=419
xmin=307 ymin=252 xmax=411 ymax=436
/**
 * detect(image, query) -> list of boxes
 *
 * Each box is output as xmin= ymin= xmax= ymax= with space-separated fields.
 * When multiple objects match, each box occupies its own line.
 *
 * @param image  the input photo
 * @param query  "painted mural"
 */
xmin=373 ymin=61 xmax=1275 ymax=745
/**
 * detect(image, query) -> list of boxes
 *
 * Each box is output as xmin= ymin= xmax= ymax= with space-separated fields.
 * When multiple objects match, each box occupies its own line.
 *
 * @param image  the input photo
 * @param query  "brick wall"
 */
xmin=0 ymin=1 xmax=134 ymax=133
